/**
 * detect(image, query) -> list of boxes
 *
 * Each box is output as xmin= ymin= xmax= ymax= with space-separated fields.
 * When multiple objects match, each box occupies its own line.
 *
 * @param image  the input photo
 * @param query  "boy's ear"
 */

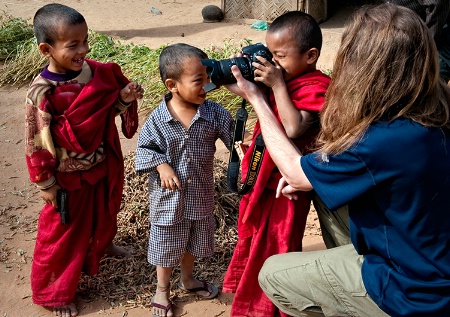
xmin=306 ymin=48 xmax=319 ymax=65
xmin=38 ymin=43 xmax=52 ymax=57
xmin=165 ymin=78 xmax=178 ymax=93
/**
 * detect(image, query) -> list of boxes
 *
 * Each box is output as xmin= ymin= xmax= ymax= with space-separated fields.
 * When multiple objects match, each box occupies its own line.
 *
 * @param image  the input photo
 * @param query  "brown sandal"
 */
xmin=178 ymin=280 xmax=219 ymax=299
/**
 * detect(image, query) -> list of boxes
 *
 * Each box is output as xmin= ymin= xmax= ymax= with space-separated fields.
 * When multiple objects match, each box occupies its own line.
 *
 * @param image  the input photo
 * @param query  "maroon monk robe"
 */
xmin=223 ymin=70 xmax=330 ymax=317
xmin=29 ymin=60 xmax=138 ymax=307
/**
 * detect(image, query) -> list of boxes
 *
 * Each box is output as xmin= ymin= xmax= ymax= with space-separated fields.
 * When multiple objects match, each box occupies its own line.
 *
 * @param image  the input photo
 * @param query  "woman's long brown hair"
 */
xmin=317 ymin=3 xmax=450 ymax=154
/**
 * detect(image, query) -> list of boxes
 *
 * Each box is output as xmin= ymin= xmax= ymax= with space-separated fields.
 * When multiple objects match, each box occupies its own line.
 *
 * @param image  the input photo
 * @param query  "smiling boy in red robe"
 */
xmin=25 ymin=4 xmax=143 ymax=316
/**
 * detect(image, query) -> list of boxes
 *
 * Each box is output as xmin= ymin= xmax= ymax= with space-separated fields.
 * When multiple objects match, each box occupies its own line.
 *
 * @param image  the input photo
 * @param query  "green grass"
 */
xmin=0 ymin=12 xmax=34 ymax=61
xmin=0 ymin=13 xmax=331 ymax=117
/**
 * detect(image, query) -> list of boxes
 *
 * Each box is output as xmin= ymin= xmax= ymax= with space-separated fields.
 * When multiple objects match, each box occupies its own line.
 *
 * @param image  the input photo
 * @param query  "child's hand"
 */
xmin=276 ymin=177 xmax=298 ymax=201
xmin=40 ymin=183 xmax=61 ymax=208
xmin=156 ymin=163 xmax=181 ymax=190
xmin=252 ymin=56 xmax=284 ymax=89
xmin=119 ymin=82 xmax=144 ymax=104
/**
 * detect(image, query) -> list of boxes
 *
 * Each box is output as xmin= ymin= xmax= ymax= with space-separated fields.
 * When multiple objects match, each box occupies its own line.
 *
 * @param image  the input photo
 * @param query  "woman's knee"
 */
xmin=258 ymin=253 xmax=286 ymax=293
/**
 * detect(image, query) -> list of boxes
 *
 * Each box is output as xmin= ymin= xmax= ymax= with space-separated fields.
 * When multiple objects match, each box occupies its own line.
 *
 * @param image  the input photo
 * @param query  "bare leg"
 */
xmin=52 ymin=303 xmax=78 ymax=317
xmin=104 ymin=242 xmax=132 ymax=257
xmin=152 ymin=266 xmax=174 ymax=317
xmin=180 ymin=252 xmax=216 ymax=298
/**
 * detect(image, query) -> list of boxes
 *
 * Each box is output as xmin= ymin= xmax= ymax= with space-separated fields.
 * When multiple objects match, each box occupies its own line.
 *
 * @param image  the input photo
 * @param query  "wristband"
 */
xmin=36 ymin=177 xmax=56 ymax=190
xmin=118 ymin=97 xmax=131 ymax=107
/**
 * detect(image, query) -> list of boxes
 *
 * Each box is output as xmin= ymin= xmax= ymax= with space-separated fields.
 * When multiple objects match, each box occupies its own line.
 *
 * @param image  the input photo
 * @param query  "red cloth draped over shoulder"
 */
xmin=238 ymin=70 xmax=330 ymax=239
xmin=49 ymin=59 xmax=138 ymax=151
xmin=223 ymin=70 xmax=329 ymax=316
xmin=46 ymin=59 xmax=138 ymax=213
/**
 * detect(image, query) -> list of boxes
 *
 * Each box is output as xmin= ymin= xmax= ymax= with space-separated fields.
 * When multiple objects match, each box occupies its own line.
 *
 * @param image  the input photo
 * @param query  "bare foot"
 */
xmin=104 ymin=243 xmax=132 ymax=257
xmin=151 ymin=286 xmax=174 ymax=317
xmin=52 ymin=303 xmax=78 ymax=317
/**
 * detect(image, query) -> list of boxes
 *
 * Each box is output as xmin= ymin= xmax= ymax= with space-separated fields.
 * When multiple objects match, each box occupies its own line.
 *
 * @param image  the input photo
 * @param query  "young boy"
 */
xmin=223 ymin=11 xmax=331 ymax=317
xmin=135 ymin=43 xmax=234 ymax=317
xmin=25 ymin=4 xmax=143 ymax=316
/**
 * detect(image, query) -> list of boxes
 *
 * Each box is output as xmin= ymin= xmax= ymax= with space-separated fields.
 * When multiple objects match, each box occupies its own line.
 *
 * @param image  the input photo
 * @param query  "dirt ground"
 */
xmin=0 ymin=0 xmax=360 ymax=316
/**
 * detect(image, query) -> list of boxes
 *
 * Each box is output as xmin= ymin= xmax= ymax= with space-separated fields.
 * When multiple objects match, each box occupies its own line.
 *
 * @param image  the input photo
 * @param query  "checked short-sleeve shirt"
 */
xmin=135 ymin=94 xmax=234 ymax=226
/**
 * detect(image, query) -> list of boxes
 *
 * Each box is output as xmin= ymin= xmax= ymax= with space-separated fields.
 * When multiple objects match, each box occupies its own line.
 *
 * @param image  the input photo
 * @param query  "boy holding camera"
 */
xmin=135 ymin=43 xmax=234 ymax=317
xmin=223 ymin=11 xmax=331 ymax=317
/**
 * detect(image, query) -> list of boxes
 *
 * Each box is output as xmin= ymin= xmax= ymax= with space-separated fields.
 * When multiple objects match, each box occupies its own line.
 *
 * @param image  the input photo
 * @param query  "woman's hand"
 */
xmin=229 ymin=65 xmax=265 ymax=105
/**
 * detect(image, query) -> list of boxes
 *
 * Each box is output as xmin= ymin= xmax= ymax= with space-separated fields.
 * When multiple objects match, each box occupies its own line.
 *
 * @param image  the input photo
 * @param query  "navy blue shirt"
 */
xmin=302 ymin=118 xmax=450 ymax=317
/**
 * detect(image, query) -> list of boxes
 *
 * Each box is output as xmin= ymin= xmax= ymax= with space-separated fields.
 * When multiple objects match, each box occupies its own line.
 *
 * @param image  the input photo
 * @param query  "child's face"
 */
xmin=265 ymin=28 xmax=313 ymax=81
xmin=44 ymin=21 xmax=89 ymax=74
xmin=171 ymin=57 xmax=209 ymax=105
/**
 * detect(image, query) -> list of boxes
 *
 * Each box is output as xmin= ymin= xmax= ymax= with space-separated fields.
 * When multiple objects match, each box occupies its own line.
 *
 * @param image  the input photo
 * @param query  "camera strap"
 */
xmin=227 ymin=98 xmax=265 ymax=195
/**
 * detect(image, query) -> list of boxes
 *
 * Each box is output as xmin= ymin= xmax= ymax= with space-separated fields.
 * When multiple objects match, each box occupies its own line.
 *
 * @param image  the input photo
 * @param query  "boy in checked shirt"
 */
xmin=135 ymin=43 xmax=234 ymax=317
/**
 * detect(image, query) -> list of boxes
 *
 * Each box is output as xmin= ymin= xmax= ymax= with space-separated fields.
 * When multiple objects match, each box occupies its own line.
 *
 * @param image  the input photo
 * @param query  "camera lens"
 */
xmin=201 ymin=57 xmax=252 ymax=92
xmin=218 ymin=57 xmax=252 ymax=84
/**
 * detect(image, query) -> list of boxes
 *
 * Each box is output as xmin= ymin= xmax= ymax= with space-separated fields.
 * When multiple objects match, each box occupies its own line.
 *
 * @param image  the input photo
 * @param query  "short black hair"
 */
xmin=269 ymin=11 xmax=322 ymax=53
xmin=33 ymin=3 xmax=86 ymax=45
xmin=159 ymin=43 xmax=208 ymax=83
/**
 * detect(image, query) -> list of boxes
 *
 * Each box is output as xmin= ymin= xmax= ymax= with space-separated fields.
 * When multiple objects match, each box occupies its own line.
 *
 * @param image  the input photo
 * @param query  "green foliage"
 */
xmin=322 ymin=68 xmax=333 ymax=77
xmin=0 ymin=13 xmax=248 ymax=115
xmin=0 ymin=12 xmax=34 ymax=61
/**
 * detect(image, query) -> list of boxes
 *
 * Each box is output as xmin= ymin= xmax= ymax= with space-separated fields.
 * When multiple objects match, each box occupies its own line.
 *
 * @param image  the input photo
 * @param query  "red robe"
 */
xmin=25 ymin=60 xmax=138 ymax=307
xmin=223 ymin=70 xmax=330 ymax=317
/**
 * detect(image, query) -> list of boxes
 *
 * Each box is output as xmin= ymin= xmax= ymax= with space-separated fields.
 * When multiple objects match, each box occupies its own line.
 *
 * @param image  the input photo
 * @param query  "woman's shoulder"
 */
xmin=355 ymin=118 xmax=443 ymax=158
xmin=367 ymin=118 xmax=428 ymax=138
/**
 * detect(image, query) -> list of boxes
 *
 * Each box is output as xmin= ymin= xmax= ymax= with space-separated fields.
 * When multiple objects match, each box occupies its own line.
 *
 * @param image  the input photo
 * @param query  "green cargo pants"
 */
xmin=258 ymin=195 xmax=390 ymax=317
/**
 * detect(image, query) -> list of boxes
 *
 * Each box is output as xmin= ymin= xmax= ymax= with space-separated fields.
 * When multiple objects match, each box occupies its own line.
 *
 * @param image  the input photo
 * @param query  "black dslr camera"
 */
xmin=201 ymin=43 xmax=273 ymax=92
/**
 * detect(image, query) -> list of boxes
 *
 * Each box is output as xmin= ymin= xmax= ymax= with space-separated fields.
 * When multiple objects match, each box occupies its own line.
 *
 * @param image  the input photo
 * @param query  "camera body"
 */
xmin=201 ymin=43 xmax=273 ymax=92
